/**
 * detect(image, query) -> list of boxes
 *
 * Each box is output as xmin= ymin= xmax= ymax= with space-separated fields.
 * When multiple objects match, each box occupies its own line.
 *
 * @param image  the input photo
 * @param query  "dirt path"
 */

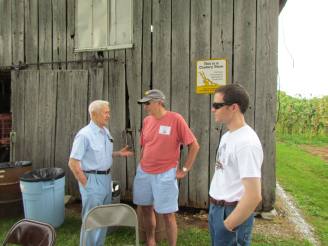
xmin=301 ymin=145 xmax=328 ymax=163
xmin=253 ymin=193 xmax=305 ymax=240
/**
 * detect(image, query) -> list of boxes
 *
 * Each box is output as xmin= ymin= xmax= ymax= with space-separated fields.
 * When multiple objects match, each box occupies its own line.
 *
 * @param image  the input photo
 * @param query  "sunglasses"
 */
xmin=212 ymin=102 xmax=229 ymax=110
xmin=144 ymin=101 xmax=151 ymax=105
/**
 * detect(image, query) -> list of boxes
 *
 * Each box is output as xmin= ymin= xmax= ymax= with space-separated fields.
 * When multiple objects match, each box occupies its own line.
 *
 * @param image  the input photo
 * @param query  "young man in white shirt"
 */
xmin=208 ymin=84 xmax=263 ymax=246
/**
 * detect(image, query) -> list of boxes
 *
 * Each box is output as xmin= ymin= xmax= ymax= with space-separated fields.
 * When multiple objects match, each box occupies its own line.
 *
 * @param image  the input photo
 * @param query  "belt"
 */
xmin=210 ymin=197 xmax=238 ymax=207
xmin=83 ymin=168 xmax=111 ymax=175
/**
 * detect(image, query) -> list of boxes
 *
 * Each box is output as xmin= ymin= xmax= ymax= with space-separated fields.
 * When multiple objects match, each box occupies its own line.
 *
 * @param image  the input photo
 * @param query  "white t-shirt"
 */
xmin=209 ymin=124 xmax=263 ymax=202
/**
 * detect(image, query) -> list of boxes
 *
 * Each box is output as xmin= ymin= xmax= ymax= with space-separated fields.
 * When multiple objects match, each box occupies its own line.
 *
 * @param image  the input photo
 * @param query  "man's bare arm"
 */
xmin=68 ymin=158 xmax=87 ymax=187
xmin=224 ymin=177 xmax=262 ymax=231
xmin=176 ymin=140 xmax=200 ymax=179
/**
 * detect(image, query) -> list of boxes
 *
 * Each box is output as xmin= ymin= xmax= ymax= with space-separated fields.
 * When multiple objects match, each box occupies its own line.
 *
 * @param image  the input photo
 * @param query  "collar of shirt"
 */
xmin=89 ymin=120 xmax=113 ymax=140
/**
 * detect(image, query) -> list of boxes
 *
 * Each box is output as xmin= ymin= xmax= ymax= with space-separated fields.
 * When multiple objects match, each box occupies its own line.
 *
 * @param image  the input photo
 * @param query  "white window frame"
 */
xmin=75 ymin=0 xmax=133 ymax=52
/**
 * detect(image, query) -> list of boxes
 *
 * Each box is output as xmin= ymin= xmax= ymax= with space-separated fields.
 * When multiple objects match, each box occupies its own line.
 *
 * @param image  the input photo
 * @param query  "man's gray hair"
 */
xmin=88 ymin=100 xmax=109 ymax=116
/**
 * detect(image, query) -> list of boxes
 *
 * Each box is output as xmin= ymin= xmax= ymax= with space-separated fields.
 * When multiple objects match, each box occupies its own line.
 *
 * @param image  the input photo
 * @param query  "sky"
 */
xmin=278 ymin=0 xmax=328 ymax=98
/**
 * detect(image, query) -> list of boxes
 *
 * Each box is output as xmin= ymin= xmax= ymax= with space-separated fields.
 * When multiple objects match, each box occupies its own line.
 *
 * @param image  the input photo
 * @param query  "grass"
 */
xmin=252 ymin=234 xmax=312 ymax=246
xmin=277 ymin=133 xmax=328 ymax=146
xmin=276 ymin=141 xmax=328 ymax=245
xmin=0 ymin=213 xmax=311 ymax=245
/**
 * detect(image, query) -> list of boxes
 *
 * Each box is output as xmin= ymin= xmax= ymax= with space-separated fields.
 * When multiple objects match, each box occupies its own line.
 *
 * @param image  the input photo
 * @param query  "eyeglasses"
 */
xmin=212 ymin=102 xmax=229 ymax=110
xmin=144 ymin=101 xmax=151 ymax=105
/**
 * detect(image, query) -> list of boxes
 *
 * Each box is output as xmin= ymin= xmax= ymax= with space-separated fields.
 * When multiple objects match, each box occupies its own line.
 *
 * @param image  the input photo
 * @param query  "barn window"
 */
xmin=75 ymin=0 xmax=133 ymax=52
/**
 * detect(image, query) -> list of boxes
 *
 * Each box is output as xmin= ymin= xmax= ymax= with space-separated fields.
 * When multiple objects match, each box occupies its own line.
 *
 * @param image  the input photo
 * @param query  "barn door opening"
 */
xmin=0 ymin=70 xmax=11 ymax=162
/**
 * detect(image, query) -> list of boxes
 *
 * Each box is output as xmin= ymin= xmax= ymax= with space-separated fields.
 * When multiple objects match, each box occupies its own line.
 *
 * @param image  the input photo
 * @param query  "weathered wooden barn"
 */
xmin=0 ymin=0 xmax=287 ymax=211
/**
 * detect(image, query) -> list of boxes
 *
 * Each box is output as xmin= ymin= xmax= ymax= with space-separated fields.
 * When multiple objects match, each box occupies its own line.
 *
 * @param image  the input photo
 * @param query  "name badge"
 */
xmin=159 ymin=125 xmax=171 ymax=135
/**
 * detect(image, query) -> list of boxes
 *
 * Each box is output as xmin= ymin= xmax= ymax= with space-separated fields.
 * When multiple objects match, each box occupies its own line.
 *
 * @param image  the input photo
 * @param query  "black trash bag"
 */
xmin=20 ymin=168 xmax=65 ymax=182
xmin=0 ymin=161 xmax=32 ymax=169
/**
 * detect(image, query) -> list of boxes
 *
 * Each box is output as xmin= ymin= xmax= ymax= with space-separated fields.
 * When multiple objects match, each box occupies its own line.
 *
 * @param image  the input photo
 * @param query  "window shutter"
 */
xmin=75 ymin=0 xmax=133 ymax=51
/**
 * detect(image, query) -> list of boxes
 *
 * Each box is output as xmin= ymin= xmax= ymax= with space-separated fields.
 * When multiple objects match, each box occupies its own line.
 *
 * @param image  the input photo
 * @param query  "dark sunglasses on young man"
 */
xmin=212 ymin=102 xmax=230 ymax=110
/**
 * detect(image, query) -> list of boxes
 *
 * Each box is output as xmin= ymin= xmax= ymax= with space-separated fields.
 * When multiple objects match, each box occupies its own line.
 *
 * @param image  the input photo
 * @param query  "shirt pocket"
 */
xmin=90 ymin=144 xmax=104 ymax=165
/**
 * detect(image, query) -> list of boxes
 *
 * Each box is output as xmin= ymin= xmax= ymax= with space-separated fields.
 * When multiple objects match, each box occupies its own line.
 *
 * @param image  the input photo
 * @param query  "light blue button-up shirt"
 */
xmin=70 ymin=121 xmax=113 ymax=171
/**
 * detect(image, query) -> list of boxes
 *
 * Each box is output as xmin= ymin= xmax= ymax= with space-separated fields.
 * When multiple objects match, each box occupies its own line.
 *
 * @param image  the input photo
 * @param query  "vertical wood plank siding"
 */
xmin=109 ymin=50 xmax=127 ymax=197
xmin=24 ymin=0 xmax=38 ymax=68
xmin=37 ymin=70 xmax=57 ymax=168
xmin=171 ymin=0 xmax=190 ymax=206
xmin=152 ymin=0 xmax=171 ymax=105
xmin=39 ymin=0 xmax=52 ymax=69
xmin=209 ymin=0 xmax=234 ymax=193
xmin=3 ymin=0 xmax=279 ymax=210
xmin=255 ymin=0 xmax=279 ymax=211
xmin=141 ymin=0 xmax=152 ymax=120
xmin=234 ymin=0 xmax=256 ymax=128
xmin=0 ymin=0 xmax=12 ymax=66
xmin=55 ymin=71 xmax=76 ymax=195
xmin=189 ymin=0 xmax=211 ymax=208
xmin=67 ymin=0 xmax=82 ymax=69
xmin=23 ymin=71 xmax=39 ymax=164
xmin=53 ymin=0 xmax=67 ymax=69
xmin=125 ymin=0 xmax=143 ymax=199
xmin=11 ymin=0 xmax=24 ymax=65
xmin=69 ymin=71 xmax=89 ymax=197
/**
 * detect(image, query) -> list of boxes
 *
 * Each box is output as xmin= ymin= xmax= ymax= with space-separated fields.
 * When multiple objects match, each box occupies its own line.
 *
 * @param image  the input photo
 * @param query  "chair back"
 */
xmin=81 ymin=203 xmax=139 ymax=246
xmin=2 ymin=219 xmax=56 ymax=246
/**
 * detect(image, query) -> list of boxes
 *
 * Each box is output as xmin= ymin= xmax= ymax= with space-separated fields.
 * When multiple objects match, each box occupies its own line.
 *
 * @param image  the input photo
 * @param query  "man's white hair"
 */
xmin=88 ymin=100 xmax=109 ymax=116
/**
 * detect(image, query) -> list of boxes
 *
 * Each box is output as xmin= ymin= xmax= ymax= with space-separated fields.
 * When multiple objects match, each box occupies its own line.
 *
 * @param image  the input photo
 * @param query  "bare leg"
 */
xmin=163 ymin=213 xmax=177 ymax=246
xmin=141 ymin=206 xmax=156 ymax=246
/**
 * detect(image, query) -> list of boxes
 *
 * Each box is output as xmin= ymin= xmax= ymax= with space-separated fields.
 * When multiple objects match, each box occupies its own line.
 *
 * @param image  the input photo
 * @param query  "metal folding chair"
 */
xmin=2 ymin=218 xmax=56 ymax=246
xmin=81 ymin=203 xmax=139 ymax=246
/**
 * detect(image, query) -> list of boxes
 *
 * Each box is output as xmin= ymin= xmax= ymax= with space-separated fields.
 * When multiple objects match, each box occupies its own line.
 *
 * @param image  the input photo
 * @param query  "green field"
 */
xmin=276 ymin=140 xmax=328 ymax=245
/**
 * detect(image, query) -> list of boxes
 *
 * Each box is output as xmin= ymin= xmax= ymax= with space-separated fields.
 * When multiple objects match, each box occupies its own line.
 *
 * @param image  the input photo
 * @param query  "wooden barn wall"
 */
xmin=1 ymin=0 xmax=279 ymax=211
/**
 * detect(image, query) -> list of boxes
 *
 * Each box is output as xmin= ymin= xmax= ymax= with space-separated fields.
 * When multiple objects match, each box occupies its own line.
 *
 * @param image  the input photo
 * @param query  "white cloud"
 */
xmin=278 ymin=0 xmax=328 ymax=98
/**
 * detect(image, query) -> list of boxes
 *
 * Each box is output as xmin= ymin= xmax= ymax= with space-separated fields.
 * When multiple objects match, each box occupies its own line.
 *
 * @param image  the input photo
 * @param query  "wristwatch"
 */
xmin=182 ymin=167 xmax=189 ymax=172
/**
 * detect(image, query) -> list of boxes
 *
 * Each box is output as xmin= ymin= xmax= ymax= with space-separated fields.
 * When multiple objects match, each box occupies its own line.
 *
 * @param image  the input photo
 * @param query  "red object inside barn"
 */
xmin=0 ymin=113 xmax=11 ymax=145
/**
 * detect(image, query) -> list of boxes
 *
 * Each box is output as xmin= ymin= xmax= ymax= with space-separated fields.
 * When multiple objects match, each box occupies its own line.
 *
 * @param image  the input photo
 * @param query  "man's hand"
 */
xmin=80 ymin=175 xmax=88 ymax=187
xmin=176 ymin=168 xmax=188 ymax=179
xmin=117 ymin=145 xmax=134 ymax=157
xmin=223 ymin=177 xmax=262 ymax=230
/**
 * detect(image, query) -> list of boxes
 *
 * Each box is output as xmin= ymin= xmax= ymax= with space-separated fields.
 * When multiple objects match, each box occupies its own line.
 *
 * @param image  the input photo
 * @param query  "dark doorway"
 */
xmin=0 ymin=71 xmax=11 ymax=162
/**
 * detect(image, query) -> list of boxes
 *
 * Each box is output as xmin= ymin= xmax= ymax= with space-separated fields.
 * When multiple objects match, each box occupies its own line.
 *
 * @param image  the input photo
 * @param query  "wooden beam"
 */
xmin=255 ymin=0 xmax=279 ymax=212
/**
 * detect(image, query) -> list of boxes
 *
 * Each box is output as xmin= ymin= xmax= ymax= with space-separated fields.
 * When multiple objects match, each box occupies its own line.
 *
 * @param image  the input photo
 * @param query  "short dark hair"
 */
xmin=215 ymin=83 xmax=249 ymax=114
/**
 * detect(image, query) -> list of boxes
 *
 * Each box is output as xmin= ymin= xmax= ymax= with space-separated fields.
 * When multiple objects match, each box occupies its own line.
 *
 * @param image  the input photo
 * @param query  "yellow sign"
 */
xmin=196 ymin=59 xmax=227 ymax=94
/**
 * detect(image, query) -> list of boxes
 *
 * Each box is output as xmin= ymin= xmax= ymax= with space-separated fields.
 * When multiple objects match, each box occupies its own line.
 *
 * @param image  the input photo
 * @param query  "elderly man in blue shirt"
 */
xmin=68 ymin=100 xmax=133 ymax=246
